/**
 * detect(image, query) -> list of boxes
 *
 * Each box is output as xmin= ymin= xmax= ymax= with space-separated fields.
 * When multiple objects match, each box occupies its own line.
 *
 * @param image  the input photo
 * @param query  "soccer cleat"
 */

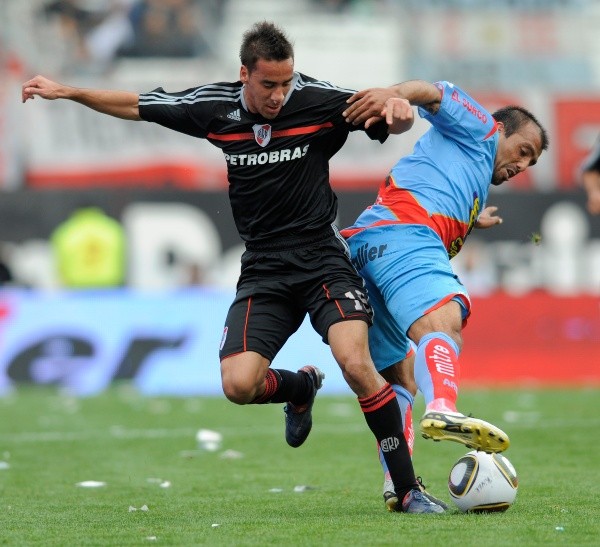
xmin=383 ymin=477 xmax=448 ymax=512
xmin=284 ymin=366 xmax=324 ymax=448
xmin=401 ymin=489 xmax=446 ymax=514
xmin=383 ymin=481 xmax=399 ymax=512
xmin=420 ymin=411 xmax=510 ymax=453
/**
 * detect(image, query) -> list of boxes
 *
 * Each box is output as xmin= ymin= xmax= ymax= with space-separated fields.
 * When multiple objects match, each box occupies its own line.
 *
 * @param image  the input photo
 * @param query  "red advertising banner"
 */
xmin=555 ymin=97 xmax=600 ymax=188
xmin=461 ymin=292 xmax=600 ymax=387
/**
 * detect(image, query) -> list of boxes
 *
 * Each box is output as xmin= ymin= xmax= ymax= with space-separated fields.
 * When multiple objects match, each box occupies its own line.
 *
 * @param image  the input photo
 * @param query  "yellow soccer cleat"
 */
xmin=420 ymin=411 xmax=510 ymax=453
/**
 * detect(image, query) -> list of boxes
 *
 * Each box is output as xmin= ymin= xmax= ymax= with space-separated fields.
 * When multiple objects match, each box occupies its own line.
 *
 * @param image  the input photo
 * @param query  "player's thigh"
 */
xmin=363 ymin=277 xmax=412 ymax=373
xmin=407 ymin=298 xmax=466 ymax=345
xmin=219 ymin=291 xmax=304 ymax=362
xmin=301 ymin=241 xmax=373 ymax=343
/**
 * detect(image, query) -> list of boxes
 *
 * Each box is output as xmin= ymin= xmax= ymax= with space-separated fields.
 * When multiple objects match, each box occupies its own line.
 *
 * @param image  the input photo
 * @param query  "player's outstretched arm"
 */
xmin=343 ymin=80 xmax=441 ymax=128
xmin=22 ymin=75 xmax=141 ymax=121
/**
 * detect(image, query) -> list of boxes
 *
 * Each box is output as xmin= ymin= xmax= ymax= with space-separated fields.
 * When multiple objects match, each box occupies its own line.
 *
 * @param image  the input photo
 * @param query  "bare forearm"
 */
xmin=65 ymin=86 xmax=141 ymax=120
xmin=388 ymin=80 xmax=441 ymax=112
xmin=22 ymin=75 xmax=141 ymax=120
xmin=344 ymin=79 xmax=442 ymax=127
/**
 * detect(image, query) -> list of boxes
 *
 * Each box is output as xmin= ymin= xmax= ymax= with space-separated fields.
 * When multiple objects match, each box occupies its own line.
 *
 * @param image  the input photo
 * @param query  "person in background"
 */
xmin=581 ymin=135 xmax=600 ymax=215
xmin=119 ymin=0 xmax=210 ymax=58
xmin=342 ymin=79 xmax=548 ymax=511
xmin=22 ymin=21 xmax=444 ymax=513
xmin=51 ymin=206 xmax=126 ymax=288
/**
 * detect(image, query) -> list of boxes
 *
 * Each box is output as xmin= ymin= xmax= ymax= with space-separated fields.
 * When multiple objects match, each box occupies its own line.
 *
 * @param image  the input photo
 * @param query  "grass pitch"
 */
xmin=0 ymin=385 xmax=598 ymax=546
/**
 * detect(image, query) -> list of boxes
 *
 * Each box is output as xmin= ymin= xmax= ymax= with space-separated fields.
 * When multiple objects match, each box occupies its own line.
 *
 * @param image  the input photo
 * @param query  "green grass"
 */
xmin=0 ymin=385 xmax=598 ymax=546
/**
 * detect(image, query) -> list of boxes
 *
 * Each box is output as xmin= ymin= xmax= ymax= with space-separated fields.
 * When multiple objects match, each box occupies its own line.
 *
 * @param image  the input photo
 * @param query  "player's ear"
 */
xmin=240 ymin=66 xmax=248 ymax=84
xmin=496 ymin=121 xmax=505 ymax=135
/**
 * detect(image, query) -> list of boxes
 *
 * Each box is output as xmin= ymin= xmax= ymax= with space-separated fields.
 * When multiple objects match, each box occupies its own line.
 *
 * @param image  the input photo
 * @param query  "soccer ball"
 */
xmin=448 ymin=450 xmax=518 ymax=513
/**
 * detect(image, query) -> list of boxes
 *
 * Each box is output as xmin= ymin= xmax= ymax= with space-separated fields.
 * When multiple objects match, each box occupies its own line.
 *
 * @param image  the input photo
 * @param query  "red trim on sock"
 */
xmin=359 ymin=384 xmax=395 ymax=413
xmin=251 ymin=369 xmax=279 ymax=404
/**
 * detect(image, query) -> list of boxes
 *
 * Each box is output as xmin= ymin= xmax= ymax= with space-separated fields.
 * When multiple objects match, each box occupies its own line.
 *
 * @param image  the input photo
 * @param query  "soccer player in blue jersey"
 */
xmin=342 ymin=80 xmax=549 ymax=510
xmin=22 ymin=22 xmax=445 ymax=513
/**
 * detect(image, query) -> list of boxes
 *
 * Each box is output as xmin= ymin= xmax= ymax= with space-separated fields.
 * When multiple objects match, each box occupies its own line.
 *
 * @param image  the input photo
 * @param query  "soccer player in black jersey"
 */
xmin=22 ymin=21 xmax=443 ymax=513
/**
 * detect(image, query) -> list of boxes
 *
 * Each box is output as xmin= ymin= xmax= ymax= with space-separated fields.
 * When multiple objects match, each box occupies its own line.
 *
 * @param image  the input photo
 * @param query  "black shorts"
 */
xmin=219 ymin=228 xmax=373 ymax=362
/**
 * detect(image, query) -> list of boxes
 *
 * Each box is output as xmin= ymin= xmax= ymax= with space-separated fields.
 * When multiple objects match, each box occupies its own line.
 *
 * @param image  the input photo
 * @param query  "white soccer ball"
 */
xmin=448 ymin=450 xmax=518 ymax=513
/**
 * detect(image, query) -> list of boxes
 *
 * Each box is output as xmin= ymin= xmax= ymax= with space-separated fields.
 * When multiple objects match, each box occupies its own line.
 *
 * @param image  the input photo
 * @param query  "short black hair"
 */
xmin=493 ymin=105 xmax=549 ymax=151
xmin=239 ymin=21 xmax=294 ymax=73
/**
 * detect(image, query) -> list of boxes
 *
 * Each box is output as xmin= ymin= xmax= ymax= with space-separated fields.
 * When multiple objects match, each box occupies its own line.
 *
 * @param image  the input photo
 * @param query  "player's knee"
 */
xmin=339 ymin=356 xmax=374 ymax=393
xmin=221 ymin=376 xmax=258 ymax=404
xmin=381 ymin=362 xmax=417 ymax=396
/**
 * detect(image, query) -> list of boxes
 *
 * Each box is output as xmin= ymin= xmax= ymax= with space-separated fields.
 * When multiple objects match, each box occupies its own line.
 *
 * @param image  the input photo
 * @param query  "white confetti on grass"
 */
xmin=76 ymin=481 xmax=106 ymax=488
xmin=0 ymin=461 xmax=10 ymax=470
xmin=220 ymin=449 xmax=243 ymax=459
xmin=196 ymin=429 xmax=223 ymax=451
xmin=147 ymin=477 xmax=171 ymax=488
xmin=293 ymin=485 xmax=316 ymax=492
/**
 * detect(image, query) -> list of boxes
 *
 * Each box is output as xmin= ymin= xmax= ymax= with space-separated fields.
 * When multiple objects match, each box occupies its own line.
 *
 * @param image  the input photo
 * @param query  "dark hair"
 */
xmin=492 ymin=105 xmax=549 ymax=151
xmin=239 ymin=21 xmax=294 ymax=73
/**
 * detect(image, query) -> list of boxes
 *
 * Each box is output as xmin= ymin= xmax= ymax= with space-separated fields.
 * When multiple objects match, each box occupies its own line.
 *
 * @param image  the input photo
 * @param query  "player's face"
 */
xmin=241 ymin=58 xmax=294 ymax=120
xmin=492 ymin=121 xmax=543 ymax=186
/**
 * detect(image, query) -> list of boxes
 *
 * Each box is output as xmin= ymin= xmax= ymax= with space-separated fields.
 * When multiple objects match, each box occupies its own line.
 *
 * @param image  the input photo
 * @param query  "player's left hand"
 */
xmin=383 ymin=98 xmax=414 ymax=134
xmin=343 ymin=87 xmax=398 ymax=128
xmin=475 ymin=206 xmax=503 ymax=229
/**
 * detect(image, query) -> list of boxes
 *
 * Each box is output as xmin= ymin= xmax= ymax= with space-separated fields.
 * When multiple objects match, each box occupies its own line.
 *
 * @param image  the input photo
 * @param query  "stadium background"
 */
xmin=0 ymin=0 xmax=598 ymax=395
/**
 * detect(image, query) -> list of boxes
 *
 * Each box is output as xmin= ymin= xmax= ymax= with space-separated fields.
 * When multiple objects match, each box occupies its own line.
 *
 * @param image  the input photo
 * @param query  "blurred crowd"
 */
xmin=39 ymin=0 xmax=225 ymax=73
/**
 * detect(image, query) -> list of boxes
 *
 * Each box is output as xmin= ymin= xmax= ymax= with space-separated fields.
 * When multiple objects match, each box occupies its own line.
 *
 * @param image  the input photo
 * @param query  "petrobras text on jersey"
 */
xmin=223 ymin=145 xmax=309 ymax=166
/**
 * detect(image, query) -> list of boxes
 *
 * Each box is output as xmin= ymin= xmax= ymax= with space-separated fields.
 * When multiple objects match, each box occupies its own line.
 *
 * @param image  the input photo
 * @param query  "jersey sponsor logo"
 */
xmin=227 ymin=108 xmax=241 ymax=121
xmin=451 ymin=89 xmax=488 ymax=123
xmin=351 ymin=242 xmax=388 ymax=271
xmin=448 ymin=193 xmax=480 ymax=258
xmin=223 ymin=145 xmax=309 ymax=166
xmin=253 ymin=124 xmax=272 ymax=147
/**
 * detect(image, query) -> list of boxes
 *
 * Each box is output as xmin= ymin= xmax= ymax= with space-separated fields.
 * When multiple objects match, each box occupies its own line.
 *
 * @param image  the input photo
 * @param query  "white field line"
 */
xmin=0 ymin=417 xmax=597 ymax=444
xmin=0 ymin=423 xmax=368 ymax=444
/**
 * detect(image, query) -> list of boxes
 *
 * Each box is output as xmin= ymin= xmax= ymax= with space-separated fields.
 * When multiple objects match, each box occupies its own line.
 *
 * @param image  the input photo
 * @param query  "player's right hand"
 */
xmin=22 ymin=75 xmax=61 ymax=103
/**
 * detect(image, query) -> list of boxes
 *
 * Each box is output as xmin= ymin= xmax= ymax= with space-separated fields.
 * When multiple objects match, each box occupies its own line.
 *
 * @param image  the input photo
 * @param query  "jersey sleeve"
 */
xmin=418 ymin=81 xmax=497 ymax=146
xmin=138 ymin=87 xmax=208 ymax=138
xmin=301 ymin=75 xmax=389 ymax=144
xmin=363 ymin=119 xmax=389 ymax=143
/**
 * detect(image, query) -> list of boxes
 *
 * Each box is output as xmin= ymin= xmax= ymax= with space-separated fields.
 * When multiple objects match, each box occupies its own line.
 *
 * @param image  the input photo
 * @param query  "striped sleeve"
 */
xmin=138 ymin=83 xmax=240 ymax=138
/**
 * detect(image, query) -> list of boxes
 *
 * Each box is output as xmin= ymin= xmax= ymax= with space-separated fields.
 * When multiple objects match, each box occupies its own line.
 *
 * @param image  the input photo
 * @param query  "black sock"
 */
xmin=359 ymin=384 xmax=418 ymax=501
xmin=251 ymin=368 xmax=310 ymax=405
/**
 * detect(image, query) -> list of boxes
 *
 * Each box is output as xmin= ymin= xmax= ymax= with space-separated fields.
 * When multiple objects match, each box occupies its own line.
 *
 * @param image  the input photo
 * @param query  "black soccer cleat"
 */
xmin=284 ymin=366 xmax=324 ymax=448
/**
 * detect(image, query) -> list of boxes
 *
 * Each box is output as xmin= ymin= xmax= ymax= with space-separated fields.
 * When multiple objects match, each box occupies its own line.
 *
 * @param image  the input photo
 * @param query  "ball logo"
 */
xmin=380 ymin=436 xmax=400 ymax=452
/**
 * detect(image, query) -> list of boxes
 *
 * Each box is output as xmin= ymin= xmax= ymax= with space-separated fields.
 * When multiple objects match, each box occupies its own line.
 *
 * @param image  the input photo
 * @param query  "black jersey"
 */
xmin=138 ymin=72 xmax=388 ymax=244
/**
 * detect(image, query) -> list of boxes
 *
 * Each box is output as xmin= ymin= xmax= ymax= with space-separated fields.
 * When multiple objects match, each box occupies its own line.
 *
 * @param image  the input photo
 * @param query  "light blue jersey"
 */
xmin=341 ymin=82 xmax=499 ymax=370
xmin=342 ymin=81 xmax=499 ymax=258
